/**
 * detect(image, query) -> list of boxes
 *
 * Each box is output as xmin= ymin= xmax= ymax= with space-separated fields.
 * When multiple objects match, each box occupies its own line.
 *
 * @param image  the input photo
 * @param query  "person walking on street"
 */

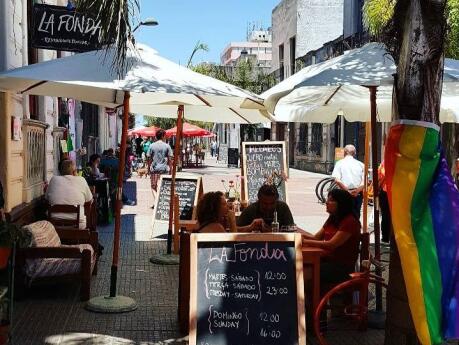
xmin=332 ymin=144 xmax=365 ymax=218
xmin=148 ymin=129 xmax=173 ymax=208
xmin=134 ymin=134 xmax=143 ymax=158
xmin=211 ymin=140 xmax=216 ymax=157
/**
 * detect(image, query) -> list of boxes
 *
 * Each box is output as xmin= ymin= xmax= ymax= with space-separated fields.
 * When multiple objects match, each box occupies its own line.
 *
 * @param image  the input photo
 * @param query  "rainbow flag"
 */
xmin=385 ymin=120 xmax=459 ymax=345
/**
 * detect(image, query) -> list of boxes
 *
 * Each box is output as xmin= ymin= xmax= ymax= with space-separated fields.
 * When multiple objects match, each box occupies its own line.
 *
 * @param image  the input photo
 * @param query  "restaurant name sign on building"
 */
xmin=31 ymin=4 xmax=103 ymax=52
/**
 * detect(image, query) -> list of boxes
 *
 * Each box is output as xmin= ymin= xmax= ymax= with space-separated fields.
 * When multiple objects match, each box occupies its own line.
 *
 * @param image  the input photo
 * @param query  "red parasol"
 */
xmin=128 ymin=125 xmax=161 ymax=137
xmin=165 ymin=122 xmax=212 ymax=138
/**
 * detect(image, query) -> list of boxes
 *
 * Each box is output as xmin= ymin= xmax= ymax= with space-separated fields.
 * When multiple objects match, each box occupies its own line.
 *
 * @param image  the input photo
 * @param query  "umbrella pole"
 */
xmin=167 ymin=105 xmax=184 ymax=254
xmin=369 ymin=86 xmax=383 ymax=312
xmin=362 ymin=122 xmax=370 ymax=235
xmin=86 ymin=91 xmax=137 ymax=313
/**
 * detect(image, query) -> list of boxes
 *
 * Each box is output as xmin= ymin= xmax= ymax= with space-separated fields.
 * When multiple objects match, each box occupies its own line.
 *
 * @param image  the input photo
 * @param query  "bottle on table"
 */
xmin=271 ymin=211 xmax=279 ymax=232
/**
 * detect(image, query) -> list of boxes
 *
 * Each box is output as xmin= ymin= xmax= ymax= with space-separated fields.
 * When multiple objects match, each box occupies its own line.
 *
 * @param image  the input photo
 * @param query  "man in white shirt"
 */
xmin=46 ymin=159 xmax=93 ymax=229
xmin=332 ymin=144 xmax=365 ymax=217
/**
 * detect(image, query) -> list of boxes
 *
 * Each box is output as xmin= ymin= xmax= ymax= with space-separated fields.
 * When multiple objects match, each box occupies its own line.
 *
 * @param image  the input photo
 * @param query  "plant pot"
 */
xmin=0 ymin=248 xmax=11 ymax=270
xmin=0 ymin=321 xmax=9 ymax=345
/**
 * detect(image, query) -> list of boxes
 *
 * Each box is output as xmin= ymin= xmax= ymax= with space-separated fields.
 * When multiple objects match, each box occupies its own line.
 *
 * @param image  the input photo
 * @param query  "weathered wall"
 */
xmin=296 ymin=0 xmax=344 ymax=57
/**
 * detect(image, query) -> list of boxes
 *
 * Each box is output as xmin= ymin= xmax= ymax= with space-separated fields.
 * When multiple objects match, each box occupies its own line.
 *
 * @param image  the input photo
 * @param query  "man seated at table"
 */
xmin=302 ymin=188 xmax=361 ymax=289
xmin=46 ymin=159 xmax=93 ymax=230
xmin=237 ymin=184 xmax=295 ymax=232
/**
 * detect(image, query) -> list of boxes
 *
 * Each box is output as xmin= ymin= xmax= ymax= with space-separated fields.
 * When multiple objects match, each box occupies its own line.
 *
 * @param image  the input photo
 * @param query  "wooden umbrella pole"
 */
xmin=369 ymin=86 xmax=381 ymax=261
xmin=110 ymin=91 xmax=130 ymax=297
xmin=369 ymin=86 xmax=383 ymax=312
xmin=167 ymin=105 xmax=184 ymax=254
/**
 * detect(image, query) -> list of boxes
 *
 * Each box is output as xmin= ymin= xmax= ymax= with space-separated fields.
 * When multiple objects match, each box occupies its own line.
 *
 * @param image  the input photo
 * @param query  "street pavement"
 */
xmin=11 ymin=156 xmax=386 ymax=345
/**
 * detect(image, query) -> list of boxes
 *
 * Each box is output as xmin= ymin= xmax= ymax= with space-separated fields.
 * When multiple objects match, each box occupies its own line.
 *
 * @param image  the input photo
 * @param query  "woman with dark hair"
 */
xmin=196 ymin=191 xmax=236 ymax=233
xmin=302 ymin=188 xmax=361 ymax=286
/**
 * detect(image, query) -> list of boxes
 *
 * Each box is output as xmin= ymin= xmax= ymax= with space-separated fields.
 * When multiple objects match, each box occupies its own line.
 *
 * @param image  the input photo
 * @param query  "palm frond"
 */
xmin=76 ymin=0 xmax=140 ymax=78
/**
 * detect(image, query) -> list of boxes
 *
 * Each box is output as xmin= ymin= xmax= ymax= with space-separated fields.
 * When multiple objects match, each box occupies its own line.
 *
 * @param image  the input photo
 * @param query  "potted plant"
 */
xmin=0 ymin=221 xmax=31 ymax=269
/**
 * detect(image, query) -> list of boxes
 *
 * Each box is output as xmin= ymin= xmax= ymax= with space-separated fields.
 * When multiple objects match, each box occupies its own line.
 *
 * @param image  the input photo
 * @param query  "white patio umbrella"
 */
xmin=0 ymin=43 xmax=270 ymax=312
xmin=262 ymin=42 xmax=459 ymax=123
xmin=262 ymin=42 xmax=459 ymax=312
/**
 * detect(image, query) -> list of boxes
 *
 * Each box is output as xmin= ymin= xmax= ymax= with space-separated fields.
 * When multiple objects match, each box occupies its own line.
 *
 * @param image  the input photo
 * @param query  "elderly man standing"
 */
xmin=332 ymin=144 xmax=365 ymax=218
xmin=46 ymin=159 xmax=93 ymax=229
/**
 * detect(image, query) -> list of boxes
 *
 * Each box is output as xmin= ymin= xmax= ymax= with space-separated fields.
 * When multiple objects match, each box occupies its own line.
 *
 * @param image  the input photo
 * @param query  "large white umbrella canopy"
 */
xmin=262 ymin=42 xmax=459 ymax=123
xmin=0 ymin=43 xmax=269 ymax=124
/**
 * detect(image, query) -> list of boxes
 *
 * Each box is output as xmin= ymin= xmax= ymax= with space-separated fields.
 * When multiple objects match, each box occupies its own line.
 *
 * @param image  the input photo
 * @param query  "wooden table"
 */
xmin=302 ymin=247 xmax=325 ymax=313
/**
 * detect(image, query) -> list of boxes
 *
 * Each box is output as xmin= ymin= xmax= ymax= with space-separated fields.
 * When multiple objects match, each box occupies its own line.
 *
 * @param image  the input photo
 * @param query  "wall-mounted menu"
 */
xmin=242 ymin=141 xmax=287 ymax=204
xmin=189 ymin=233 xmax=305 ymax=345
xmin=153 ymin=175 xmax=202 ymax=223
xmin=218 ymin=144 xmax=228 ymax=164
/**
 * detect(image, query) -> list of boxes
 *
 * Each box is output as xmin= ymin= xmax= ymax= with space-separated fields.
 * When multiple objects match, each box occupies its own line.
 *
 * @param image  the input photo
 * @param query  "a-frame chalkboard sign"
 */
xmin=189 ymin=233 xmax=306 ymax=345
xmin=242 ymin=141 xmax=288 ymax=204
xmin=152 ymin=174 xmax=203 ymax=226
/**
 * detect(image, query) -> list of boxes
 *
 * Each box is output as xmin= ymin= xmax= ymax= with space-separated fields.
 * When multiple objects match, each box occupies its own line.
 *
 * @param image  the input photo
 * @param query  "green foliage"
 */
xmin=362 ymin=0 xmax=395 ymax=36
xmin=143 ymin=117 xmax=176 ymax=130
xmin=446 ymin=0 xmax=459 ymax=59
xmin=187 ymin=41 xmax=210 ymax=67
xmin=76 ymin=0 xmax=139 ymax=77
xmin=0 ymin=221 xmax=32 ymax=248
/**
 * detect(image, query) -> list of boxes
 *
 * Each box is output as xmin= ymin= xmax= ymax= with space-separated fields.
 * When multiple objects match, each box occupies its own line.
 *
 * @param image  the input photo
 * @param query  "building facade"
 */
xmin=269 ymin=0 xmax=377 ymax=173
xmin=270 ymin=0 xmax=344 ymax=172
xmin=0 ymin=0 xmax=118 ymax=212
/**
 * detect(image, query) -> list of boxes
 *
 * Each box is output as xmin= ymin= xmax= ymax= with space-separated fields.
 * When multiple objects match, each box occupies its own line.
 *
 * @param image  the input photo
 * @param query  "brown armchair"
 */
xmin=15 ymin=221 xmax=98 ymax=301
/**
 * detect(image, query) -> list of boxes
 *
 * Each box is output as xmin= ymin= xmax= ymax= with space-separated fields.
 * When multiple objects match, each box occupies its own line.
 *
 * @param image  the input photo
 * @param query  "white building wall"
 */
xmin=271 ymin=0 xmax=298 ymax=75
xmin=296 ymin=0 xmax=344 ymax=57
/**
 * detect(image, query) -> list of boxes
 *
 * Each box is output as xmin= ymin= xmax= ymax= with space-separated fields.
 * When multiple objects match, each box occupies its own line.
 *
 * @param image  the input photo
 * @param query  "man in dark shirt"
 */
xmin=237 ymin=184 xmax=295 ymax=232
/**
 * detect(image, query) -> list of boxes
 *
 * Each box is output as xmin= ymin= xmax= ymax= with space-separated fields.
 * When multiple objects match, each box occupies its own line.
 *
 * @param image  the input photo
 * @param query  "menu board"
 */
xmin=228 ymin=148 xmax=239 ymax=167
xmin=218 ymin=144 xmax=228 ymax=164
xmin=242 ymin=141 xmax=288 ymax=204
xmin=189 ymin=233 xmax=305 ymax=345
xmin=153 ymin=175 xmax=202 ymax=223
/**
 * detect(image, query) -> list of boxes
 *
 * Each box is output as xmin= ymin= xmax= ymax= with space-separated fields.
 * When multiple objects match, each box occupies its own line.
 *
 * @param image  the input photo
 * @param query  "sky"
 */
xmin=134 ymin=0 xmax=280 ymax=65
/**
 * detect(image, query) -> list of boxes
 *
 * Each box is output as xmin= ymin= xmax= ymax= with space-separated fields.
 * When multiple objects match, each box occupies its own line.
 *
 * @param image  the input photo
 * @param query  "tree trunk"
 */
xmin=384 ymin=0 xmax=447 ymax=344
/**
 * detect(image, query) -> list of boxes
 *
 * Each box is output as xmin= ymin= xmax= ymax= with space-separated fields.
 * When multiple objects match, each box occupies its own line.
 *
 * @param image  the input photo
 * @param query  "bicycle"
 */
xmin=313 ymin=256 xmax=388 ymax=345
xmin=315 ymin=177 xmax=338 ymax=204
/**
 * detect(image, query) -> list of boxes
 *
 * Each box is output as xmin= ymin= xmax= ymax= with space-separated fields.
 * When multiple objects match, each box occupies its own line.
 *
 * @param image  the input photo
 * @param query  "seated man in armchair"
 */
xmin=46 ymin=159 xmax=93 ymax=230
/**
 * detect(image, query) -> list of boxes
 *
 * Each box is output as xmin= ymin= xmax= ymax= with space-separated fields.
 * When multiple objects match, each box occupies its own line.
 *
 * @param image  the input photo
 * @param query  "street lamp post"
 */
xmin=133 ymin=18 xmax=159 ymax=33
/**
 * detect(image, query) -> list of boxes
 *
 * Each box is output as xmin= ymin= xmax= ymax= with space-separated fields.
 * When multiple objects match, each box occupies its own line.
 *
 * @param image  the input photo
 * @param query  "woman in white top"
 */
xmin=46 ymin=159 xmax=93 ymax=229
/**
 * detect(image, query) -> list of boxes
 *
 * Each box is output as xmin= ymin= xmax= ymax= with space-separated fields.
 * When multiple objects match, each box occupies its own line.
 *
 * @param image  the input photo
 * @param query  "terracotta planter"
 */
xmin=0 ymin=248 xmax=11 ymax=270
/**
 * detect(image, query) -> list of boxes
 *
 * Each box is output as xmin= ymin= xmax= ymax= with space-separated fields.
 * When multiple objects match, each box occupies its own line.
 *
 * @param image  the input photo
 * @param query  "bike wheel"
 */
xmin=320 ymin=179 xmax=338 ymax=203
xmin=313 ymin=277 xmax=387 ymax=345
xmin=315 ymin=177 xmax=334 ymax=204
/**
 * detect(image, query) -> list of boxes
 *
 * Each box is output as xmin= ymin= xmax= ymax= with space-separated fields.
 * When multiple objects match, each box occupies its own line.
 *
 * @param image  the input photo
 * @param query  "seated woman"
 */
xmin=196 ymin=191 xmax=261 ymax=233
xmin=302 ymin=188 xmax=361 ymax=288
xmin=196 ymin=191 xmax=235 ymax=233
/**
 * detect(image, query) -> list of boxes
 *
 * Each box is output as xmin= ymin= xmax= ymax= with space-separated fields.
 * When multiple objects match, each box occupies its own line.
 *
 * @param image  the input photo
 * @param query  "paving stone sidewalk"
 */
xmin=11 ymin=158 xmax=386 ymax=344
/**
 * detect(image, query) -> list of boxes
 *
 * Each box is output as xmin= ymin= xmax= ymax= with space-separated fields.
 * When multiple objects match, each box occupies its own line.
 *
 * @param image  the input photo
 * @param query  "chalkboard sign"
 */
xmin=189 ymin=233 xmax=305 ymax=345
xmin=228 ymin=148 xmax=239 ymax=168
xmin=218 ymin=144 xmax=228 ymax=164
xmin=153 ymin=174 xmax=202 ymax=224
xmin=242 ymin=141 xmax=288 ymax=204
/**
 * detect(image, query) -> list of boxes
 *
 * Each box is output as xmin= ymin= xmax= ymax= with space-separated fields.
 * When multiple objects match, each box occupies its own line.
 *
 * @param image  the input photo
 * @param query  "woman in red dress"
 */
xmin=302 ymin=188 xmax=361 ymax=288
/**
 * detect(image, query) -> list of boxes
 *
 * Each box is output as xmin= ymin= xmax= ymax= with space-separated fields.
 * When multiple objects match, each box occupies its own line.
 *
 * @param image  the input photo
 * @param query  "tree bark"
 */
xmin=384 ymin=0 xmax=447 ymax=344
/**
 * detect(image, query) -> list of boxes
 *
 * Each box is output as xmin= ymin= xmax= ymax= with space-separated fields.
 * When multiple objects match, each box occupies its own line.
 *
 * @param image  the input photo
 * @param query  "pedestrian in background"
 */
xmin=332 ymin=144 xmax=365 ymax=218
xmin=148 ymin=129 xmax=173 ymax=208
xmin=378 ymin=160 xmax=391 ymax=243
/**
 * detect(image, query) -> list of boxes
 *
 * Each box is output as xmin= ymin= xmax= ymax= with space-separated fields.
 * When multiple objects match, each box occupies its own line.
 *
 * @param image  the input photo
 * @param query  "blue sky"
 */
xmin=135 ymin=0 xmax=279 ymax=65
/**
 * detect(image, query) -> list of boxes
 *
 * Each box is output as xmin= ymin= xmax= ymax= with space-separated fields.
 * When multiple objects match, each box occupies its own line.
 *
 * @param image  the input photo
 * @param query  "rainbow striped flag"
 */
xmin=385 ymin=120 xmax=459 ymax=345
